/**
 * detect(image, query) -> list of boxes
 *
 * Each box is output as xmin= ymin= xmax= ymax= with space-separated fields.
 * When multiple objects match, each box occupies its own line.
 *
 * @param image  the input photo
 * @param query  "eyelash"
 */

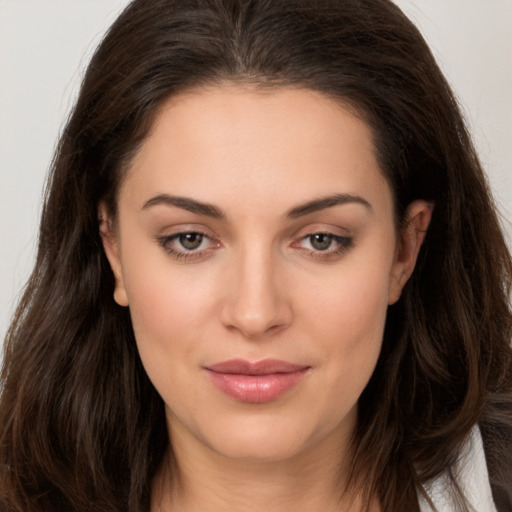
xmin=156 ymin=231 xmax=215 ymax=262
xmin=156 ymin=231 xmax=353 ymax=262
xmin=294 ymin=232 xmax=354 ymax=260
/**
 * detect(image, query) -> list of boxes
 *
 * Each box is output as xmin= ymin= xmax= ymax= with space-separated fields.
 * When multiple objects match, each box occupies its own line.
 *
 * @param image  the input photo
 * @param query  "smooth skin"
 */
xmin=100 ymin=85 xmax=432 ymax=512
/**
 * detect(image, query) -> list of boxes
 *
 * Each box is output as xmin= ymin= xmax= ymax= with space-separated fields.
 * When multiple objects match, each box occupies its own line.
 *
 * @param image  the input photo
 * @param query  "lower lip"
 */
xmin=205 ymin=368 xmax=310 ymax=403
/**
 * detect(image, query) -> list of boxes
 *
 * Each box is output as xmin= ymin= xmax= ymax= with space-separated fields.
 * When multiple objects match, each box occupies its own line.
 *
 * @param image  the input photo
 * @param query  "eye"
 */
xmin=293 ymin=231 xmax=354 ymax=260
xmin=156 ymin=230 xmax=220 ymax=261
xmin=307 ymin=233 xmax=336 ymax=251
xmin=177 ymin=232 xmax=205 ymax=250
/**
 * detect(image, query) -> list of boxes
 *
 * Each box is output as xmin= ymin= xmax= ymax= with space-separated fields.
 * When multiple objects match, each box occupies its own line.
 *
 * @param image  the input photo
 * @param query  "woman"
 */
xmin=1 ymin=0 xmax=511 ymax=511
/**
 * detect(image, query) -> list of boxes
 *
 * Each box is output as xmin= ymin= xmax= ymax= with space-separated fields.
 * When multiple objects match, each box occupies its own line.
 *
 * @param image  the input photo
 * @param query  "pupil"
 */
xmin=311 ymin=234 xmax=332 ymax=251
xmin=180 ymin=233 xmax=203 ymax=250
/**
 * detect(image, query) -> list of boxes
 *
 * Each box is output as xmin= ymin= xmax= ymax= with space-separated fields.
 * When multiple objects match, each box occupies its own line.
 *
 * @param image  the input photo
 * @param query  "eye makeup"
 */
xmin=155 ymin=230 xmax=220 ymax=262
xmin=292 ymin=232 xmax=354 ymax=261
xmin=155 ymin=228 xmax=354 ymax=264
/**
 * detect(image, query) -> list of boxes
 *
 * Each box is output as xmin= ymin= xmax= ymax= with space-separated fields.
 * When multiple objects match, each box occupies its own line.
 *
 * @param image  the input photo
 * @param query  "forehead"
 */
xmin=121 ymin=85 xmax=392 ymax=216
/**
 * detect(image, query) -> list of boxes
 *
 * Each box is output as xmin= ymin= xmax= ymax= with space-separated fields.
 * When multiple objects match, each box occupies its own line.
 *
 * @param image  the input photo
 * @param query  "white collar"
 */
xmin=418 ymin=425 xmax=497 ymax=511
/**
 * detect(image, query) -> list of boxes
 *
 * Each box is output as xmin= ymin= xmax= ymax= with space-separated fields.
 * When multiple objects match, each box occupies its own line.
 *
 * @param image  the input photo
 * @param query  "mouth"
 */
xmin=203 ymin=359 xmax=311 ymax=403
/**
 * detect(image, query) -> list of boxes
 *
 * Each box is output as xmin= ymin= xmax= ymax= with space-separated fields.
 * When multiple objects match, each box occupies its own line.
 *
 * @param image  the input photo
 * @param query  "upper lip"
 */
xmin=205 ymin=359 xmax=310 ymax=375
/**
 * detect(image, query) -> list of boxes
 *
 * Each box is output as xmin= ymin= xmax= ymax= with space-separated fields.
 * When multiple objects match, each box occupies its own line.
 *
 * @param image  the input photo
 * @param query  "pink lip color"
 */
xmin=204 ymin=359 xmax=310 ymax=403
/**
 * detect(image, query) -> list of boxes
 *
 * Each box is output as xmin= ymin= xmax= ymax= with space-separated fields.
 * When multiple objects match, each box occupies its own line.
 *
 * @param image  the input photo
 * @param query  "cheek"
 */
xmin=127 ymin=272 xmax=208 ymax=339
xmin=119 ymin=242 xmax=218 ymax=383
xmin=124 ymin=271 xmax=217 ymax=428
xmin=303 ymin=255 xmax=391 ymax=339
xmin=299 ymin=255 xmax=392 ymax=395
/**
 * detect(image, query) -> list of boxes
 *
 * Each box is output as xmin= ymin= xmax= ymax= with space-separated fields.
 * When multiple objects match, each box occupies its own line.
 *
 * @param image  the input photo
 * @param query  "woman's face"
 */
xmin=101 ymin=85 xmax=428 ymax=464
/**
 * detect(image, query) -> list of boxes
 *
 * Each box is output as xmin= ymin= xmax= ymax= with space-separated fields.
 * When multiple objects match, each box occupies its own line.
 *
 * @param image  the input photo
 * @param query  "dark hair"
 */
xmin=1 ymin=0 xmax=511 ymax=511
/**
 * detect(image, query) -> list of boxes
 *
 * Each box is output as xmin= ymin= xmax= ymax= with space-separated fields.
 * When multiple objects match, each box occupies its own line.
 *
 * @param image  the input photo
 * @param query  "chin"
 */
xmin=197 ymin=413 xmax=329 ymax=463
xmin=211 ymin=434 xmax=307 ymax=463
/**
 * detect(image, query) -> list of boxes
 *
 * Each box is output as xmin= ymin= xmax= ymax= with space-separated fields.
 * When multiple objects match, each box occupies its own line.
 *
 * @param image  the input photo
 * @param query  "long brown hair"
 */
xmin=1 ymin=1 xmax=511 ymax=511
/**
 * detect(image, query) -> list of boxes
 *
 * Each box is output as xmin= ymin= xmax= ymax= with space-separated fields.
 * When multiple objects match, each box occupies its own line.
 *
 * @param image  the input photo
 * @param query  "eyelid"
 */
xmin=155 ymin=225 xmax=222 ymax=262
xmin=154 ymin=223 xmax=354 ymax=262
xmin=293 ymin=232 xmax=353 ymax=250
xmin=290 ymin=225 xmax=354 ymax=260
xmin=291 ymin=223 xmax=351 ymax=243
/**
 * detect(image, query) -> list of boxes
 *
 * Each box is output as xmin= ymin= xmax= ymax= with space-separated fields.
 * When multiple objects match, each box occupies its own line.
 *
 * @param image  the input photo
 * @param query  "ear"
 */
xmin=98 ymin=202 xmax=129 ymax=307
xmin=388 ymin=200 xmax=434 ymax=305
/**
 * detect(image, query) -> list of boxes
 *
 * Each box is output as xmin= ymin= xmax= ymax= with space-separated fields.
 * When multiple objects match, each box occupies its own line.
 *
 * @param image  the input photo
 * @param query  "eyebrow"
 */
xmin=141 ymin=192 xmax=371 ymax=219
xmin=286 ymin=193 xmax=372 ymax=218
xmin=142 ymin=194 xmax=225 ymax=219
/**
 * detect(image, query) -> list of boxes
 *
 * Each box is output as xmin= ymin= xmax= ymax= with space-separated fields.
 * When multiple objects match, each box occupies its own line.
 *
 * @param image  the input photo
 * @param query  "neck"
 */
xmin=151 ymin=423 xmax=378 ymax=512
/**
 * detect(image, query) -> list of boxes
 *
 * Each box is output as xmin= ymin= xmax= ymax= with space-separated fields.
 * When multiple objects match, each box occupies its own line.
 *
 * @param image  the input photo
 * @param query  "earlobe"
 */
xmin=388 ymin=200 xmax=434 ymax=305
xmin=98 ymin=203 xmax=129 ymax=307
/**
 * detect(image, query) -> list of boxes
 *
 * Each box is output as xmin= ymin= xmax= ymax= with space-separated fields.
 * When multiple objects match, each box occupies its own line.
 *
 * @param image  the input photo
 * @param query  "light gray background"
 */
xmin=1 ymin=0 xmax=511 ymax=341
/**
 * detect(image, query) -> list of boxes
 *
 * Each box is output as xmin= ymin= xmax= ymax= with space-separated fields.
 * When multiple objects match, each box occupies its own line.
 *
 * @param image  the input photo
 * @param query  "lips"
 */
xmin=204 ymin=359 xmax=310 ymax=403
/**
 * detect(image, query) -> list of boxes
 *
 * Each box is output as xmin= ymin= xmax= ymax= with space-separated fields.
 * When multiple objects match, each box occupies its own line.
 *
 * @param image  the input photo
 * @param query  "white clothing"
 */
xmin=418 ymin=425 xmax=497 ymax=511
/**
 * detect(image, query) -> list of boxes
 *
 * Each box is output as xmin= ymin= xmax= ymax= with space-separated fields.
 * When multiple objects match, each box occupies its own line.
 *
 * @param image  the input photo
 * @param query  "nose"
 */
xmin=220 ymin=245 xmax=293 ymax=339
